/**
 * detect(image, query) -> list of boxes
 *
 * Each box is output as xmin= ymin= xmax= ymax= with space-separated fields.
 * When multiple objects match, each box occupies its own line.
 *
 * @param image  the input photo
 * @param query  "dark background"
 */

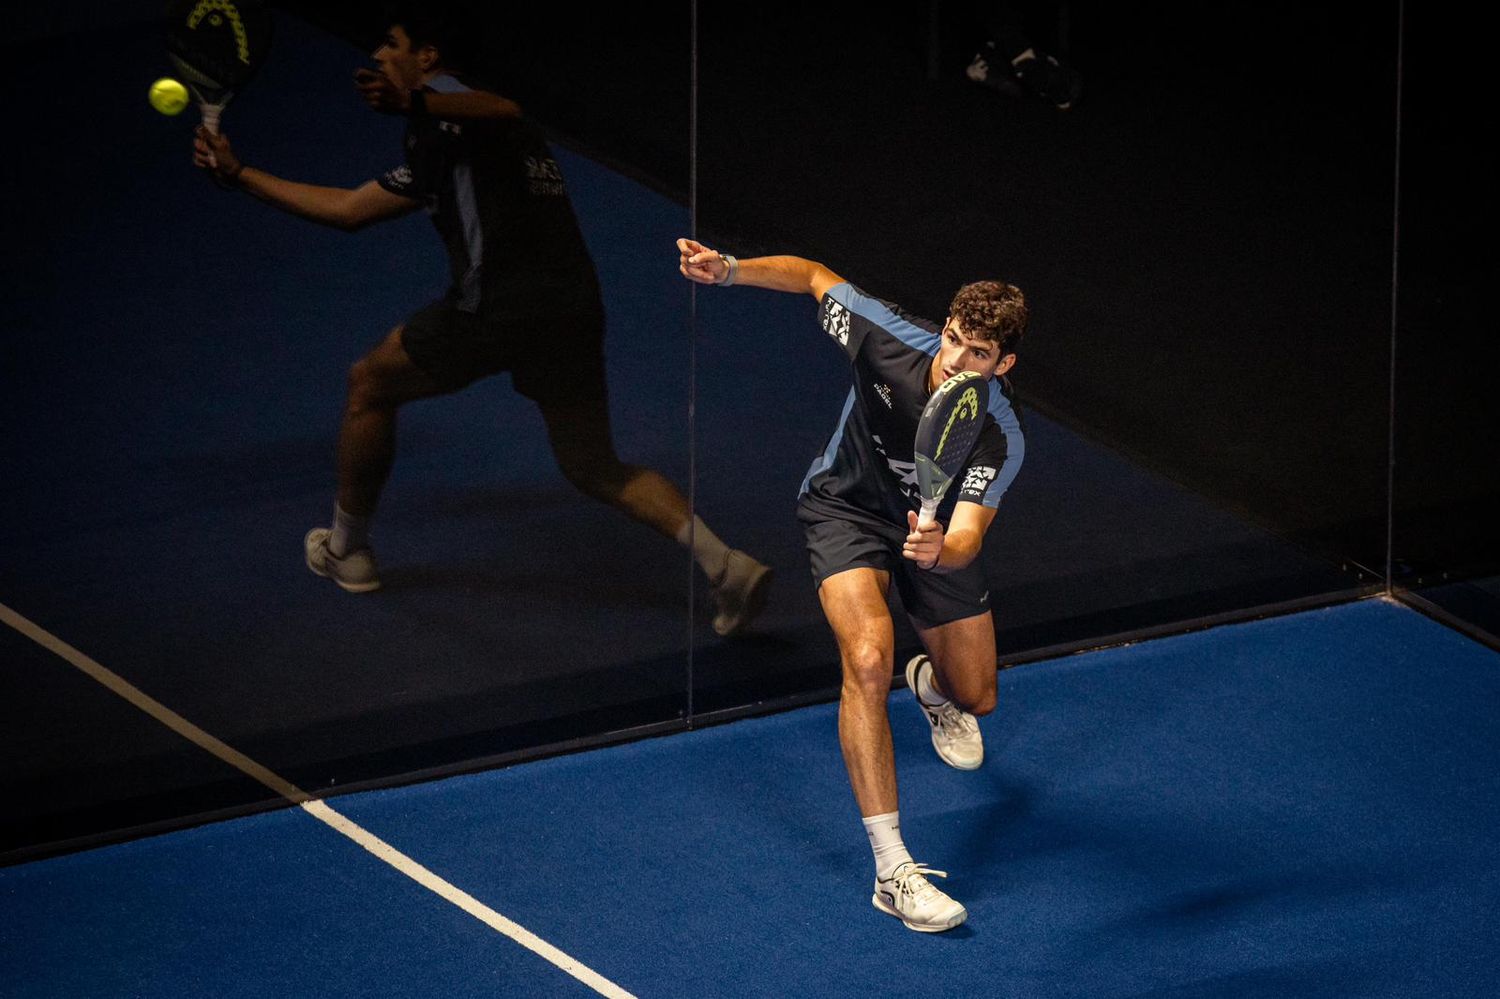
xmin=2 ymin=0 xmax=1494 ymax=862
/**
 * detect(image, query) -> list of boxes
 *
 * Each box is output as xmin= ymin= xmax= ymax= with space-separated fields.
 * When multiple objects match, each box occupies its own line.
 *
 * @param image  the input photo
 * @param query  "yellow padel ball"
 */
xmin=149 ymin=77 xmax=190 ymax=116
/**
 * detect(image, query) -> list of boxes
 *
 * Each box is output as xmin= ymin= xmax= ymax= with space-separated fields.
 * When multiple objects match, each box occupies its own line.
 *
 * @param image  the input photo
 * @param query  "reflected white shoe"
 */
xmin=906 ymin=654 xmax=983 ymax=770
xmin=304 ymin=527 xmax=381 ymax=593
xmin=872 ymin=861 xmax=968 ymax=933
xmin=711 ymin=550 xmax=772 ymax=636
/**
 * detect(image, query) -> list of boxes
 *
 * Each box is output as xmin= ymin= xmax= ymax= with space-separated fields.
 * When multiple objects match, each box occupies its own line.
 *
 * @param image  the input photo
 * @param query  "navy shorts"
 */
xmin=796 ymin=499 xmax=992 ymax=627
xmin=400 ymin=299 xmax=608 ymax=405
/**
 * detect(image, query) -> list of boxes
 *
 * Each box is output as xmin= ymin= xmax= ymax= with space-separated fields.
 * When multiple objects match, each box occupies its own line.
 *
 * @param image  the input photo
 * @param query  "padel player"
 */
xmin=191 ymin=10 xmax=771 ymax=636
xmin=677 ymin=238 xmax=1026 ymax=931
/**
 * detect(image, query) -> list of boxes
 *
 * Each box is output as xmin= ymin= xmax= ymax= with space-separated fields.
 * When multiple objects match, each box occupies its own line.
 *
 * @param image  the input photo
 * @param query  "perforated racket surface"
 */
xmin=913 ymin=370 xmax=989 ymax=526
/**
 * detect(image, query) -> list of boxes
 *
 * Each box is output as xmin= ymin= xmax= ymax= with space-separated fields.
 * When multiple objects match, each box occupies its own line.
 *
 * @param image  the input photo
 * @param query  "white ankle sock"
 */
xmin=674 ymin=515 xmax=732 ymax=580
xmin=329 ymin=503 xmax=369 ymax=558
xmin=914 ymin=658 xmax=948 ymax=708
xmin=863 ymin=811 xmax=914 ymax=880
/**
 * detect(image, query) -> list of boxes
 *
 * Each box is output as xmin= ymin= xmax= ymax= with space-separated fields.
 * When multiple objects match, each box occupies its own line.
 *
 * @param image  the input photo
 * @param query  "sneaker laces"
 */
xmin=931 ymin=700 xmax=978 ymax=738
xmin=892 ymin=863 xmax=951 ymax=905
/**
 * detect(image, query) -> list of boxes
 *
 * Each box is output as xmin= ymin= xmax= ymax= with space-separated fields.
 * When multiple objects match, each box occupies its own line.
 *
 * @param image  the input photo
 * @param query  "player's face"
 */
xmin=935 ymin=318 xmax=1016 ymax=388
xmin=372 ymin=26 xmax=432 ymax=89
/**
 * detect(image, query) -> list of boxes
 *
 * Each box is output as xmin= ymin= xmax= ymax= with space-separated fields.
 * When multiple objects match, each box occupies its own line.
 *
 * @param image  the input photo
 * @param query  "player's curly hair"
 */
xmin=949 ymin=281 xmax=1028 ymax=354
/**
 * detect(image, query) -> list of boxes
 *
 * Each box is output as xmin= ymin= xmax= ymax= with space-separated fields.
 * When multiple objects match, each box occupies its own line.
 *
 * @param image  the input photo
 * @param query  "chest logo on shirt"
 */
xmin=962 ymin=465 xmax=998 ymax=494
xmin=873 ymin=435 xmax=921 ymax=504
xmin=822 ymin=298 xmax=851 ymax=345
xmin=873 ymin=382 xmax=893 ymax=408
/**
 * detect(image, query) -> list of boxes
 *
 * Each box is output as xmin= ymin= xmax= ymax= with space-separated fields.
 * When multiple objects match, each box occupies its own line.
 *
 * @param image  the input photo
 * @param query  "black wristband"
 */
xmin=408 ymin=89 xmax=427 ymax=117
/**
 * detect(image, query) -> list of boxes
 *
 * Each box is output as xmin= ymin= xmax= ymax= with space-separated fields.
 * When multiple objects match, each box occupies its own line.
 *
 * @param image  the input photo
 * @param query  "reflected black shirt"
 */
xmin=378 ymin=74 xmax=601 ymax=318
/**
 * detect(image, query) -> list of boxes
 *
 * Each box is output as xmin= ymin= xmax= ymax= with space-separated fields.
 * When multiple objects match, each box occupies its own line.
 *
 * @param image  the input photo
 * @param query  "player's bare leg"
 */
xmin=337 ymin=326 xmax=448 ymax=517
xmin=539 ymin=399 xmax=771 ymax=635
xmin=914 ymin=611 xmax=998 ymax=716
xmin=905 ymin=610 xmax=997 ymax=771
xmin=820 ymin=567 xmax=900 ymax=814
xmin=307 ymin=326 xmax=447 ymax=592
xmin=820 ymin=566 xmax=968 ymax=931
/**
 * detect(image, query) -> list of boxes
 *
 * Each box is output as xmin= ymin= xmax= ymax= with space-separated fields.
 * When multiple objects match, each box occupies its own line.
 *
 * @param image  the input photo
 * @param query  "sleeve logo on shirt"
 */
xmin=388 ymin=165 xmax=414 ymax=186
xmin=961 ymin=465 xmax=998 ymax=494
xmin=525 ymin=155 xmax=566 ymax=196
xmin=822 ymin=298 xmax=851 ymax=345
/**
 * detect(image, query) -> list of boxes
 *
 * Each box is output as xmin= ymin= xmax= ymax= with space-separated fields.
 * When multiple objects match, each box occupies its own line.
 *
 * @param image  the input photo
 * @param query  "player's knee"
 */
xmin=346 ymin=358 xmax=383 ymax=411
xmin=841 ymin=643 xmax=893 ymax=698
xmin=556 ymin=452 xmax=631 ymax=500
xmin=948 ymin=671 xmax=997 ymax=716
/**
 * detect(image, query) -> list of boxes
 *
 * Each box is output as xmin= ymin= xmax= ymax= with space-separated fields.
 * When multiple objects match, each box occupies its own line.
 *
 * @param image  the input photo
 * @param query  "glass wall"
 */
xmin=1389 ymin=3 xmax=1500 ymax=641
xmin=688 ymin=0 xmax=1395 ymax=710
xmin=13 ymin=1 xmax=1491 ymax=865
xmin=3 ymin=3 xmax=696 ymax=859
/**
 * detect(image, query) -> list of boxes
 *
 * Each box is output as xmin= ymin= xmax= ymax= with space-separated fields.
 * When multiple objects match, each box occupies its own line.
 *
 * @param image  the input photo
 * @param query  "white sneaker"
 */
xmin=872 ymin=861 xmax=968 ymax=933
xmin=304 ymin=527 xmax=381 ymax=593
xmin=710 ymin=550 xmax=772 ymax=636
xmin=906 ymin=654 xmax=983 ymax=770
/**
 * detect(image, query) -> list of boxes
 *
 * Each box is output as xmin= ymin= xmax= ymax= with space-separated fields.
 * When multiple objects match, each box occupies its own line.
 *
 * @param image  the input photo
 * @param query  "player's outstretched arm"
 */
xmin=355 ymin=69 xmax=522 ymax=120
xmin=194 ymin=128 xmax=419 ymax=231
xmin=676 ymin=238 xmax=844 ymax=300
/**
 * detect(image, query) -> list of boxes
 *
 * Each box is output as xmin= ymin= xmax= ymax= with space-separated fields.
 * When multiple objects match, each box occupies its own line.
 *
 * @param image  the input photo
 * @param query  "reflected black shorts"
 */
xmin=400 ymin=299 xmax=608 ymax=404
xmin=797 ymin=498 xmax=992 ymax=627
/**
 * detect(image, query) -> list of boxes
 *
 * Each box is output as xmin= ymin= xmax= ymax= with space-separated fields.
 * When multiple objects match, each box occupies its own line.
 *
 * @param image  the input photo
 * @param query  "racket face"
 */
xmin=164 ymin=0 xmax=272 ymax=96
xmin=913 ymin=371 xmax=989 ymax=502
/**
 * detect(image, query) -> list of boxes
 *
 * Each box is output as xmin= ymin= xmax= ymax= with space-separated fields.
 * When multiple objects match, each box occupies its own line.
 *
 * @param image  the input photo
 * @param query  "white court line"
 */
xmin=1 ymin=600 xmax=638 ymax=999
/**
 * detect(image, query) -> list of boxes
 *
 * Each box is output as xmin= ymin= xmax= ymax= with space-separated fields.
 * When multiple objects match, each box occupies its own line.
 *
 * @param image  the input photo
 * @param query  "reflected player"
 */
xmin=677 ymin=238 xmax=1026 ymax=931
xmin=191 ymin=7 xmax=770 ymax=635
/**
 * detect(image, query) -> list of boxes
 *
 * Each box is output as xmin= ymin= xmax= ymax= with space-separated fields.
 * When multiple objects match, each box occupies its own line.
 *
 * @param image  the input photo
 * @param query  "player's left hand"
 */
xmin=904 ymin=511 xmax=944 ymax=570
xmin=355 ymin=67 xmax=410 ymax=114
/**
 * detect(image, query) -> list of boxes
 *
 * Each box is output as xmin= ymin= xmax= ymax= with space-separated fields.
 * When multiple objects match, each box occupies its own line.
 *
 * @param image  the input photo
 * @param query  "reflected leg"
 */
xmin=337 ymin=325 xmax=450 ymax=516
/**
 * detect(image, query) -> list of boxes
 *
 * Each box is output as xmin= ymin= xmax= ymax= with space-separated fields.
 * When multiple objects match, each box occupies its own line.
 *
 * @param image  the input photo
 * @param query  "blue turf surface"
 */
xmin=6 ymin=599 xmax=1497 ymax=997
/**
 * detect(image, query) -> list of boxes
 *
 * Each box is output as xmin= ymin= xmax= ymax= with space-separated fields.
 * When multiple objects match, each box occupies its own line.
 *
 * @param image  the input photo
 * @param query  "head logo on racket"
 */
xmin=913 ymin=372 xmax=990 ymax=527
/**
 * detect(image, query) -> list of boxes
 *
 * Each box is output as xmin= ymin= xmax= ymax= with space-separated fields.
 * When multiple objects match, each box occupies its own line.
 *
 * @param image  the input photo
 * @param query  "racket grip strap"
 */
xmin=917 ymin=499 xmax=939 ymax=528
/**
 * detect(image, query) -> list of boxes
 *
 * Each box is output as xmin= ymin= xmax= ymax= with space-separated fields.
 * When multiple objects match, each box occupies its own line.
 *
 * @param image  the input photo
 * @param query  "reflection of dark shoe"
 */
xmin=966 ymin=44 xmax=1022 ymax=98
xmin=1013 ymin=52 xmax=1082 ymax=110
xmin=304 ymin=528 xmax=381 ymax=593
xmin=711 ymin=550 xmax=772 ymax=637
xmin=967 ymin=43 xmax=1081 ymax=110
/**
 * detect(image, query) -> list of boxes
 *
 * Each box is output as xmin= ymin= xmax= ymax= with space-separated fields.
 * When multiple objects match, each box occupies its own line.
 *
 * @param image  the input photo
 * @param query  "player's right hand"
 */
xmin=193 ymin=126 xmax=243 ymax=184
xmin=677 ymin=238 xmax=728 ymax=285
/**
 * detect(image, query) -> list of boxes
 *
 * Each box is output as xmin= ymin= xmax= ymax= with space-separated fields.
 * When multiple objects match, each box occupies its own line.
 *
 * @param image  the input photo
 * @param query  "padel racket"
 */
xmin=165 ymin=0 xmax=272 ymax=140
xmin=913 ymin=371 xmax=990 ymax=526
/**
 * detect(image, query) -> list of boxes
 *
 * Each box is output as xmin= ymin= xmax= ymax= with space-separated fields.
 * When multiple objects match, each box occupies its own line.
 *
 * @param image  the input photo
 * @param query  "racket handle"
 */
xmin=199 ymin=102 xmax=223 ymax=165
xmin=917 ymin=499 xmax=939 ymax=528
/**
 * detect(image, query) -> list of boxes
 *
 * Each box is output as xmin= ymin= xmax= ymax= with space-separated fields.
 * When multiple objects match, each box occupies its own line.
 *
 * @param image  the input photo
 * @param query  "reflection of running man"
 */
xmin=678 ymin=238 xmax=1027 ymax=931
xmin=191 ymin=9 xmax=770 ymax=635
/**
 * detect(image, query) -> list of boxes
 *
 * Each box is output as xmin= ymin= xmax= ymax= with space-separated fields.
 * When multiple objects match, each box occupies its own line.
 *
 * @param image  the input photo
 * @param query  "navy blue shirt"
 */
xmin=800 ymin=283 xmax=1025 ymax=525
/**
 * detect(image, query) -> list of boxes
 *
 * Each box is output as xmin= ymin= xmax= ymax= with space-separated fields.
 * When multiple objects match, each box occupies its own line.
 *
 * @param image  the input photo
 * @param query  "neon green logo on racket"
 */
xmin=934 ymin=387 xmax=980 ymax=461
xmin=188 ymin=0 xmax=252 ymax=65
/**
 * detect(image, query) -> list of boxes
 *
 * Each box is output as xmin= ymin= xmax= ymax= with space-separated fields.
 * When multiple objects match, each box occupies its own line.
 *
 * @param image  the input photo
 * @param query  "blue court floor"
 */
xmin=4 ymin=598 xmax=1497 ymax=997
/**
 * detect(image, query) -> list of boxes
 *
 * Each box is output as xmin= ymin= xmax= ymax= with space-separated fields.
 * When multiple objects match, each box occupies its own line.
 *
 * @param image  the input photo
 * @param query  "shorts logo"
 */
xmin=873 ymin=382 xmax=893 ymax=408
xmin=961 ymin=465 xmax=998 ymax=494
xmin=388 ymin=165 xmax=414 ymax=186
xmin=822 ymin=298 xmax=851 ymax=346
